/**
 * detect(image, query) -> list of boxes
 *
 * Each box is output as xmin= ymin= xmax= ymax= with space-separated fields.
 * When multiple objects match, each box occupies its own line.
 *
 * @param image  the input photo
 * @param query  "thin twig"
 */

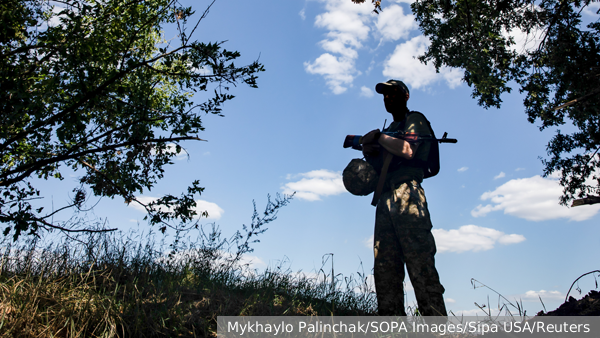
xmin=564 ymin=270 xmax=600 ymax=303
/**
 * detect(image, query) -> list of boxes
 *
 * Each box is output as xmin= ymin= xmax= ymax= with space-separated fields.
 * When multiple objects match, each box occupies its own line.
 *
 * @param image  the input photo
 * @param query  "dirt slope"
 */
xmin=537 ymin=290 xmax=600 ymax=316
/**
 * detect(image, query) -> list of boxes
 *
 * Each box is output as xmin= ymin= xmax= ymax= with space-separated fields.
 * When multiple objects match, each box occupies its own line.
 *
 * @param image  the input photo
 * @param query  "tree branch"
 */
xmin=37 ymin=216 xmax=118 ymax=233
xmin=0 ymin=45 xmax=192 ymax=153
xmin=76 ymin=158 xmax=134 ymax=201
xmin=40 ymin=201 xmax=80 ymax=220
xmin=0 ymin=136 xmax=206 ymax=187
xmin=184 ymin=0 xmax=217 ymax=45
xmin=552 ymin=86 xmax=600 ymax=111
xmin=571 ymin=196 xmax=600 ymax=207
xmin=143 ymin=63 xmax=221 ymax=78
xmin=0 ymin=43 xmax=61 ymax=60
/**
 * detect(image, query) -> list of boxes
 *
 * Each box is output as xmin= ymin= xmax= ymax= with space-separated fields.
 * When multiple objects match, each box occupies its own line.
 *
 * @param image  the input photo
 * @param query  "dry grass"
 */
xmin=0 ymin=224 xmax=377 ymax=337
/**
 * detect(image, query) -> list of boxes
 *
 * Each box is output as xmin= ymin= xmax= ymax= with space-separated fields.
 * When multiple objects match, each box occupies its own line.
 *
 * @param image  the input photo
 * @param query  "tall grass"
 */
xmin=0 ymin=196 xmax=377 ymax=337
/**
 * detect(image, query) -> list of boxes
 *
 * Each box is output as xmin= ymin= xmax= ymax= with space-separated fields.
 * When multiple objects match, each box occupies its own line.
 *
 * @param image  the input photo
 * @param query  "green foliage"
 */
xmin=357 ymin=0 xmax=600 ymax=204
xmin=0 ymin=0 xmax=264 ymax=239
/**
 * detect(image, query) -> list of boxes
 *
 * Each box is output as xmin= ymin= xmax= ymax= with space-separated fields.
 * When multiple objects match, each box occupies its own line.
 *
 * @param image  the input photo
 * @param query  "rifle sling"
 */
xmin=371 ymin=150 xmax=393 ymax=207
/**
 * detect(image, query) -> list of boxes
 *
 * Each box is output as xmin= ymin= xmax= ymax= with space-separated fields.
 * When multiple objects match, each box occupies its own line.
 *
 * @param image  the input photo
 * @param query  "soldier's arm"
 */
xmin=378 ymin=134 xmax=420 ymax=160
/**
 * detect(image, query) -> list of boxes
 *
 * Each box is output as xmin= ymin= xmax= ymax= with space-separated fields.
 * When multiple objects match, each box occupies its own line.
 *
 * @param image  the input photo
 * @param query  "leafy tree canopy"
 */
xmin=1 ymin=0 xmax=264 ymax=240
xmin=354 ymin=0 xmax=600 ymax=205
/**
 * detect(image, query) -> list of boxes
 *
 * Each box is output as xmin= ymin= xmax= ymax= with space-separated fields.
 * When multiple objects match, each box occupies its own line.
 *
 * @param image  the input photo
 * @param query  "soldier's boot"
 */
xmin=414 ymin=287 xmax=447 ymax=316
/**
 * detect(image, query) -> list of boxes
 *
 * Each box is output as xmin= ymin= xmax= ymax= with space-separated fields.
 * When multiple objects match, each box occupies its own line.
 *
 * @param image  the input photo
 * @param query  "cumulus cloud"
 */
xmin=307 ymin=1 xmax=463 ymax=94
xmin=305 ymin=54 xmax=356 ymax=94
xmin=194 ymin=200 xmax=225 ymax=219
xmin=494 ymin=172 xmax=506 ymax=180
xmin=304 ymin=0 xmax=373 ymax=94
xmin=282 ymin=169 xmax=346 ymax=201
xmin=471 ymin=175 xmax=600 ymax=221
xmin=432 ymin=225 xmax=525 ymax=253
xmin=375 ymin=4 xmax=416 ymax=41
xmin=458 ymin=167 xmax=469 ymax=172
xmin=130 ymin=196 xmax=224 ymax=220
xmin=360 ymin=86 xmax=374 ymax=97
xmin=383 ymin=36 xmax=463 ymax=89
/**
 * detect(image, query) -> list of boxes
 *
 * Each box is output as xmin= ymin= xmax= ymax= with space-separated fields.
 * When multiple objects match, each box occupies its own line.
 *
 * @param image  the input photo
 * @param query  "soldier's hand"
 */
xmin=361 ymin=129 xmax=381 ymax=145
xmin=362 ymin=143 xmax=380 ymax=157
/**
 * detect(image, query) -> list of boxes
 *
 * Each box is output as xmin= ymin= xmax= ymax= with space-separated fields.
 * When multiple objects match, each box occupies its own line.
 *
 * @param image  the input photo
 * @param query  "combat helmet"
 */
xmin=342 ymin=158 xmax=379 ymax=196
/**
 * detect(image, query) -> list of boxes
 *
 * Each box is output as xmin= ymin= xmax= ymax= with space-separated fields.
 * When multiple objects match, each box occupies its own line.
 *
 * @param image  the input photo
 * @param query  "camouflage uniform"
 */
xmin=372 ymin=113 xmax=447 ymax=317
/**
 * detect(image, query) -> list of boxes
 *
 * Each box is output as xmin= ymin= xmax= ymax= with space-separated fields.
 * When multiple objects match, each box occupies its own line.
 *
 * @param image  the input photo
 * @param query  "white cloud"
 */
xmin=445 ymin=298 xmax=456 ymax=304
xmin=515 ymin=168 xmax=525 ymax=171
xmin=497 ymin=233 xmax=526 ymax=245
xmin=432 ymin=225 xmax=525 ymax=253
xmin=383 ymin=36 xmax=462 ymax=89
xmin=228 ymin=253 xmax=267 ymax=270
xmin=520 ymin=290 xmax=564 ymax=302
xmin=304 ymin=0 xmax=374 ymax=94
xmin=282 ymin=169 xmax=346 ymax=201
xmin=360 ymin=86 xmax=374 ymax=97
xmin=150 ymin=142 xmax=187 ymax=160
xmin=307 ymin=0 xmax=464 ymax=94
xmin=471 ymin=175 xmax=600 ymax=221
xmin=194 ymin=200 xmax=225 ymax=219
xmin=458 ymin=167 xmax=469 ymax=172
xmin=494 ymin=172 xmax=506 ymax=180
xmin=130 ymin=196 xmax=224 ymax=220
xmin=375 ymin=5 xmax=416 ymax=41
xmin=503 ymin=27 xmax=544 ymax=54
xmin=305 ymin=53 xmax=356 ymax=94
xmin=299 ymin=8 xmax=306 ymax=20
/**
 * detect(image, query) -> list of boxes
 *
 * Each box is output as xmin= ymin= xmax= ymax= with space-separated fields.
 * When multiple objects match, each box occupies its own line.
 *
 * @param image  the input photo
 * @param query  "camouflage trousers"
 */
xmin=373 ymin=180 xmax=447 ymax=316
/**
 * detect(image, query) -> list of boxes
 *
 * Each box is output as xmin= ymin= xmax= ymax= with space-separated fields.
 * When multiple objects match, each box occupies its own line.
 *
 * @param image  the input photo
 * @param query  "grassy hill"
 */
xmin=0 ymin=227 xmax=377 ymax=337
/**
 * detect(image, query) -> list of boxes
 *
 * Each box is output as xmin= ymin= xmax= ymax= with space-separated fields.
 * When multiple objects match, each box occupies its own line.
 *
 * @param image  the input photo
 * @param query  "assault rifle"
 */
xmin=343 ymin=131 xmax=457 ymax=150
xmin=343 ymin=129 xmax=457 ymax=206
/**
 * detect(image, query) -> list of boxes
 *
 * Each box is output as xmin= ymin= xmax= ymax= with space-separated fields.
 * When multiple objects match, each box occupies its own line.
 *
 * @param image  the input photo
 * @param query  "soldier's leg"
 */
xmin=373 ymin=196 xmax=406 ymax=316
xmin=390 ymin=181 xmax=447 ymax=316
xmin=399 ymin=228 xmax=447 ymax=316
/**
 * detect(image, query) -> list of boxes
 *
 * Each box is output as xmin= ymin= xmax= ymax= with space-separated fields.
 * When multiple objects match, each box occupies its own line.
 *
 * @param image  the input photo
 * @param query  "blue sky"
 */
xmin=39 ymin=0 xmax=600 ymax=316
